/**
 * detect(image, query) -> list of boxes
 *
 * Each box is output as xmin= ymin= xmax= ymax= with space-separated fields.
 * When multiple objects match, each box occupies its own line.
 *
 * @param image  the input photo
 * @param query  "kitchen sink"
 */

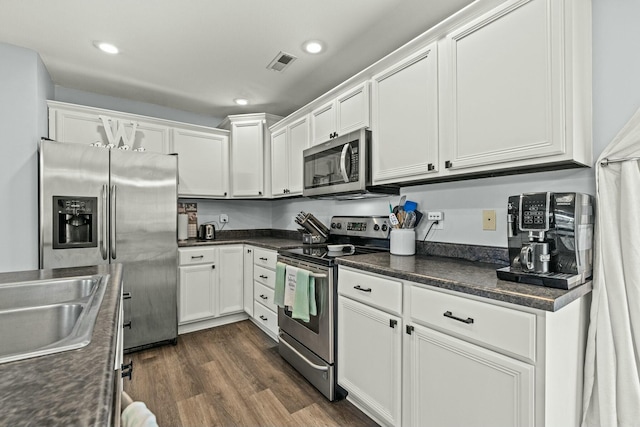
xmin=0 ymin=274 xmax=108 ymax=364
xmin=0 ymin=276 xmax=98 ymax=310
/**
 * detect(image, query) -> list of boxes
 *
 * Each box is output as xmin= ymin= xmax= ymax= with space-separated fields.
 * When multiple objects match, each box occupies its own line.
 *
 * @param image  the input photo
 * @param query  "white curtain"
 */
xmin=582 ymin=107 xmax=640 ymax=427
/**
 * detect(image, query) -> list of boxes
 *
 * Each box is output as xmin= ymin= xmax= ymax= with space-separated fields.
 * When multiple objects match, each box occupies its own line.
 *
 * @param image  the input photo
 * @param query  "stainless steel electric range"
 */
xmin=277 ymin=215 xmax=391 ymax=401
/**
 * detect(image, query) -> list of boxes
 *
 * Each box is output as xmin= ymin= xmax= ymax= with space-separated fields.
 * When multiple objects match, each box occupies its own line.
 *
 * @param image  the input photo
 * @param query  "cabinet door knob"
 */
xmin=428 ymin=163 xmax=434 ymax=171
xmin=247 ymin=249 xmax=252 ymax=253
xmin=258 ymin=191 xmax=262 ymax=195
xmin=389 ymin=319 xmax=398 ymax=328
xmin=445 ymin=160 xmax=453 ymax=169
xmin=224 ymin=192 xmax=227 ymax=196
xmin=406 ymin=325 xmax=414 ymax=335
xmin=211 ymin=265 xmax=216 ymax=269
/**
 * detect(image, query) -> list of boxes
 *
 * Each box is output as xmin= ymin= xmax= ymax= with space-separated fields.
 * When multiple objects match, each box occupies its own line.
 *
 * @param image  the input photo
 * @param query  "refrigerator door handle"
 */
xmin=100 ymin=185 xmax=108 ymax=260
xmin=110 ymin=184 xmax=117 ymax=260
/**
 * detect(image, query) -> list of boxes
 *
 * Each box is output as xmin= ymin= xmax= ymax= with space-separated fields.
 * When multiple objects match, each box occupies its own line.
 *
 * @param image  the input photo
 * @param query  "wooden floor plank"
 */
xmin=123 ymin=320 xmax=377 ymax=427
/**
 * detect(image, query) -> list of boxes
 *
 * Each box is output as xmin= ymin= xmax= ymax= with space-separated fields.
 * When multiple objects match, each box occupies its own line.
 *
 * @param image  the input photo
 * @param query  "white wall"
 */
xmin=54 ymin=86 xmax=224 ymax=128
xmin=180 ymin=198 xmax=272 ymax=230
xmin=0 ymin=43 xmax=53 ymax=272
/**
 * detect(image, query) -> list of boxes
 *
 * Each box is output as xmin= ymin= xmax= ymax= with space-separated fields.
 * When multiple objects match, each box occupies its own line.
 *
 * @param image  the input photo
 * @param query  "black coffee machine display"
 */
xmin=52 ymin=196 xmax=98 ymax=249
xmin=496 ymin=192 xmax=594 ymax=289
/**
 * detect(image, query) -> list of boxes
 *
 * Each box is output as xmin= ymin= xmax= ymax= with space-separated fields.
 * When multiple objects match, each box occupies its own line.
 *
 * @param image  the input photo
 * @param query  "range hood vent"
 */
xmin=267 ymin=51 xmax=297 ymax=72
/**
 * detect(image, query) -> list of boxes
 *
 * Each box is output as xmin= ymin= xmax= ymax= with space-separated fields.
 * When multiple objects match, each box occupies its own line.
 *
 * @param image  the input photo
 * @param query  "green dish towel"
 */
xmin=292 ymin=268 xmax=317 ymax=323
xmin=274 ymin=261 xmax=286 ymax=308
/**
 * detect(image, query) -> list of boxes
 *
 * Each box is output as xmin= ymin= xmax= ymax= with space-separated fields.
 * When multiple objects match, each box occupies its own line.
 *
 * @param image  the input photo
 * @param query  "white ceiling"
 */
xmin=0 ymin=0 xmax=474 ymax=118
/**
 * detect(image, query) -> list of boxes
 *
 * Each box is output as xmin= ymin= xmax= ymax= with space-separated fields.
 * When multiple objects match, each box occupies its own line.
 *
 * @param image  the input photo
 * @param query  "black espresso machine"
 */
xmin=496 ymin=192 xmax=594 ymax=289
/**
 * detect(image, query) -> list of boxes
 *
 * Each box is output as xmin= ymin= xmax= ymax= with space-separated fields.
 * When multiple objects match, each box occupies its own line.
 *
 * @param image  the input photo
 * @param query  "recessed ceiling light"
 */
xmin=94 ymin=41 xmax=119 ymax=55
xmin=303 ymin=40 xmax=324 ymax=54
xmin=234 ymin=98 xmax=249 ymax=106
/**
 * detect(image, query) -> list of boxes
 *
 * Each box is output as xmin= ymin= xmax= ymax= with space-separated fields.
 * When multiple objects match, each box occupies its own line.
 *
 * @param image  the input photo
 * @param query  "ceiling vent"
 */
xmin=267 ymin=51 xmax=297 ymax=72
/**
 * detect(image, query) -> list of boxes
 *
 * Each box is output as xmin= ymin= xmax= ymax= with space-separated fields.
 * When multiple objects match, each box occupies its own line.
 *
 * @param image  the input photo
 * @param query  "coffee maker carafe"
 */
xmin=497 ymin=192 xmax=594 ymax=289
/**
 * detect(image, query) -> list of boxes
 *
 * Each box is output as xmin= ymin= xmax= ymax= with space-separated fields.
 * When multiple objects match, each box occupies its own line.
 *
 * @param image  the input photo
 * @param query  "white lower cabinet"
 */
xmin=338 ymin=266 xmax=589 ymax=427
xmin=178 ymin=245 xmax=245 ymax=333
xmin=405 ymin=323 xmax=534 ymax=427
xmin=249 ymin=247 xmax=279 ymax=341
xmin=179 ymin=260 xmax=217 ymax=323
xmin=218 ymin=245 xmax=244 ymax=316
xmin=338 ymin=296 xmax=402 ymax=427
xmin=243 ymin=246 xmax=254 ymax=316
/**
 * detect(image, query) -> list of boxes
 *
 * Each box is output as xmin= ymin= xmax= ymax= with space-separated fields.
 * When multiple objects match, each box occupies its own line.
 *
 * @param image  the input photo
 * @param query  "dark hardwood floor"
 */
xmin=123 ymin=320 xmax=377 ymax=427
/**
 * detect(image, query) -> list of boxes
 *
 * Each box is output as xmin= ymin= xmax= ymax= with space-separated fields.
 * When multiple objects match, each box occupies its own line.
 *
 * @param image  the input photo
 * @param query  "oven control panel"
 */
xmin=330 ymin=216 xmax=391 ymax=239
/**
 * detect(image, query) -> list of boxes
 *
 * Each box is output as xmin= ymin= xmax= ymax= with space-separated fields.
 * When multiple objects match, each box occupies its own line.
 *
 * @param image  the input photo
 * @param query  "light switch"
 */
xmin=482 ymin=210 xmax=496 ymax=231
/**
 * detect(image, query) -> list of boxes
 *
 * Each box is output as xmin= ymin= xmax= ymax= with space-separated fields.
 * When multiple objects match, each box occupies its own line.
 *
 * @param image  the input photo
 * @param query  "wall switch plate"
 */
xmin=220 ymin=214 xmax=229 ymax=223
xmin=482 ymin=210 xmax=496 ymax=231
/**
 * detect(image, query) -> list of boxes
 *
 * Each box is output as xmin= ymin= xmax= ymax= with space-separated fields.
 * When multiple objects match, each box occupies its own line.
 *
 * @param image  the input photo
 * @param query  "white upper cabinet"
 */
xmin=48 ymin=101 xmax=170 ymax=153
xmin=171 ymin=127 xmax=229 ymax=198
xmin=371 ymin=43 xmax=439 ymax=185
xmin=231 ymin=119 xmax=265 ymax=197
xmin=311 ymin=82 xmax=370 ymax=145
xmin=438 ymin=0 xmax=592 ymax=174
xmin=270 ymin=115 xmax=310 ymax=197
xmin=221 ymin=113 xmax=283 ymax=198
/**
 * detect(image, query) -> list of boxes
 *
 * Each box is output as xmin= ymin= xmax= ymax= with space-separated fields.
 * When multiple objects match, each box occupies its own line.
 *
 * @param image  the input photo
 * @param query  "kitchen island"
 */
xmin=0 ymin=264 xmax=123 ymax=426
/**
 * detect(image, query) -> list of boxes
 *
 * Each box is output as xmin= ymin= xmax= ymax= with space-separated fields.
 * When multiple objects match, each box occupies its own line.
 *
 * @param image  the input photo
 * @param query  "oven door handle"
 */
xmin=339 ymin=142 xmax=352 ymax=183
xmin=279 ymin=334 xmax=329 ymax=372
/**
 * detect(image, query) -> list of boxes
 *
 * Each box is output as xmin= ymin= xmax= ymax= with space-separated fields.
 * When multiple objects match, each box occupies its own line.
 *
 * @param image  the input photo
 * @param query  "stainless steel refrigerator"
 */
xmin=39 ymin=139 xmax=178 ymax=351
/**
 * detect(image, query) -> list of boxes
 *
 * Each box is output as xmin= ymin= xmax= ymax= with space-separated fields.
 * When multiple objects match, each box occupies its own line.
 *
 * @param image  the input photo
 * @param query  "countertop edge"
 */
xmin=337 ymin=256 xmax=592 ymax=312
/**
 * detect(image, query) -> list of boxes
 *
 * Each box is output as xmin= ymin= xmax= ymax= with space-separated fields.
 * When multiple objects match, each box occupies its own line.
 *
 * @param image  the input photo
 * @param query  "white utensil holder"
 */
xmin=390 ymin=229 xmax=415 ymax=256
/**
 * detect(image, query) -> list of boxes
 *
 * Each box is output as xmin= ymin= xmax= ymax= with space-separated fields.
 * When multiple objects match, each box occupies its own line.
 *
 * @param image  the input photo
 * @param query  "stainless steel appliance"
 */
xmin=277 ymin=215 xmax=391 ymax=400
xmin=302 ymin=129 xmax=399 ymax=199
xmin=198 ymin=223 xmax=215 ymax=240
xmin=496 ymin=192 xmax=594 ymax=289
xmin=39 ymin=139 xmax=178 ymax=351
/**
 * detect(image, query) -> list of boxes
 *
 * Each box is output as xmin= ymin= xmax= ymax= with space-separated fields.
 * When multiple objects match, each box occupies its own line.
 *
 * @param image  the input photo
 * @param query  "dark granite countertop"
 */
xmin=0 ymin=263 xmax=123 ymax=427
xmin=337 ymin=253 xmax=592 ymax=312
xmin=178 ymin=237 xmax=303 ymax=251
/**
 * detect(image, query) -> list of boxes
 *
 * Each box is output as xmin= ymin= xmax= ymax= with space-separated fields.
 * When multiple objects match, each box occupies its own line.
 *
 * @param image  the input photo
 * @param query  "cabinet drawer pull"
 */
xmin=123 ymin=321 xmax=132 ymax=329
xmin=259 ymin=294 xmax=268 ymax=300
xmin=259 ymin=274 xmax=269 ymax=279
xmin=191 ymin=255 xmax=204 ymax=260
xmin=354 ymin=285 xmax=372 ymax=293
xmin=259 ymin=315 xmax=268 ymax=321
xmin=259 ymin=257 xmax=268 ymax=261
xmin=121 ymin=359 xmax=133 ymax=381
xmin=443 ymin=310 xmax=474 ymax=324
xmin=123 ymin=292 xmax=132 ymax=300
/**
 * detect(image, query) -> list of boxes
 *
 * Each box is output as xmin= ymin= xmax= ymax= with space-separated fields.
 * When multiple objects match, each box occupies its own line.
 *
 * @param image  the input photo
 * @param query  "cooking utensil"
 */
xmin=403 ymin=200 xmax=418 ymax=212
xmin=403 ymin=211 xmax=417 ymax=228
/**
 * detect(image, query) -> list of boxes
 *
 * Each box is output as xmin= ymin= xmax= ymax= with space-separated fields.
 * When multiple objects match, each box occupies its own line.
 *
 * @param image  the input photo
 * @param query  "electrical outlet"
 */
xmin=427 ymin=211 xmax=444 ymax=230
xmin=219 ymin=214 xmax=229 ymax=223
xmin=482 ymin=210 xmax=496 ymax=231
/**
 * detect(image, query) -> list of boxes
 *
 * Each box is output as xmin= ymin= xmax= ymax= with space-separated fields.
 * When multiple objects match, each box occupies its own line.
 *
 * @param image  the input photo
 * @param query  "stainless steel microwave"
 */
xmin=302 ymin=129 xmax=399 ymax=199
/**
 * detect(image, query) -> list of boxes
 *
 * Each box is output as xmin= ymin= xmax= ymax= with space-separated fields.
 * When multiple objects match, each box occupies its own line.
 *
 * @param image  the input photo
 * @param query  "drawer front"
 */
xmin=253 ymin=248 xmax=277 ymax=270
xmin=254 ymin=282 xmax=277 ymax=312
xmin=254 ymin=265 xmax=276 ymax=289
xmin=179 ymin=247 xmax=216 ymax=265
xmin=410 ymin=286 xmax=536 ymax=361
xmin=338 ymin=267 xmax=402 ymax=315
xmin=254 ymin=302 xmax=278 ymax=336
